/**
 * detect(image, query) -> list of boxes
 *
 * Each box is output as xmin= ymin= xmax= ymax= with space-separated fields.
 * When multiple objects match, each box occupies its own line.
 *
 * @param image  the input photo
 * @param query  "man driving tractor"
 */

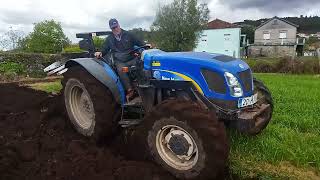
xmin=94 ymin=18 xmax=145 ymax=99
xmin=45 ymin=16 xmax=273 ymax=179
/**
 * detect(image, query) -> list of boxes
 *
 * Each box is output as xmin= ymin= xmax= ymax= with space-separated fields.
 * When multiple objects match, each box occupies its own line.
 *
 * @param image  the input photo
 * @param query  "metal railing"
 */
xmin=254 ymin=38 xmax=305 ymax=46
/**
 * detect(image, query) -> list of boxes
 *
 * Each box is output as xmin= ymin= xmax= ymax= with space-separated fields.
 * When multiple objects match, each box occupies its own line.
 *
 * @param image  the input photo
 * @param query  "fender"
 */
xmin=65 ymin=58 xmax=125 ymax=105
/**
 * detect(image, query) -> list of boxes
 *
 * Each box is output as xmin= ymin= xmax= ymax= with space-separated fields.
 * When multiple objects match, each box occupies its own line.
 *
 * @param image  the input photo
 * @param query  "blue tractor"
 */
xmin=45 ymin=31 xmax=273 ymax=179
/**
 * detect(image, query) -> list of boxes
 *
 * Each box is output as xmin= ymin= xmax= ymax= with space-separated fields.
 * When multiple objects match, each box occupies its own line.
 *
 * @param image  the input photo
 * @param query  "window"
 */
xmin=263 ymin=33 xmax=270 ymax=40
xmin=201 ymin=34 xmax=207 ymax=41
xmin=224 ymin=34 xmax=231 ymax=41
xmin=279 ymin=31 xmax=287 ymax=39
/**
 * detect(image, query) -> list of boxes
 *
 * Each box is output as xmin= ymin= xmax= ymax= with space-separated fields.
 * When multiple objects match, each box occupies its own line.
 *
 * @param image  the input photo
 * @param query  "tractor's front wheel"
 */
xmin=249 ymin=77 xmax=274 ymax=134
xmin=143 ymin=100 xmax=229 ymax=179
xmin=228 ymin=78 xmax=273 ymax=135
xmin=62 ymin=66 xmax=120 ymax=142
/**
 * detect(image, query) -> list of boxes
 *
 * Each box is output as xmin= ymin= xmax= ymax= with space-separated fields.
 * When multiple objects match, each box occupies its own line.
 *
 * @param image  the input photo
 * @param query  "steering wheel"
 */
xmin=129 ymin=45 xmax=151 ymax=55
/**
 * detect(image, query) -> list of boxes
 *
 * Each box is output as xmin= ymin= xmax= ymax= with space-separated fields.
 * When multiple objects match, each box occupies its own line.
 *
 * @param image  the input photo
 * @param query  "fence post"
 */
xmin=317 ymin=48 xmax=320 ymax=74
xmin=292 ymin=45 xmax=297 ymax=73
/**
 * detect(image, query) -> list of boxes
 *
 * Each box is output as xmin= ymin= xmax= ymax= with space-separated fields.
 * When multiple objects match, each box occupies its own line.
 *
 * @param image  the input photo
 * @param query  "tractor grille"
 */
xmin=238 ymin=69 xmax=253 ymax=93
xmin=209 ymin=98 xmax=238 ymax=110
xmin=201 ymin=69 xmax=226 ymax=94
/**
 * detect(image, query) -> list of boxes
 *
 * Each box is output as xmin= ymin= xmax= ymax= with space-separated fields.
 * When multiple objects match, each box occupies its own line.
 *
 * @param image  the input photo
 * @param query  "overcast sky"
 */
xmin=0 ymin=0 xmax=319 ymax=42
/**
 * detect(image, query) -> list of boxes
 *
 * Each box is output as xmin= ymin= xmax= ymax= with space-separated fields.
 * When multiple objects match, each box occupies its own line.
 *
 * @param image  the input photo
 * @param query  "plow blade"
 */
xmin=44 ymin=60 xmax=68 ymax=76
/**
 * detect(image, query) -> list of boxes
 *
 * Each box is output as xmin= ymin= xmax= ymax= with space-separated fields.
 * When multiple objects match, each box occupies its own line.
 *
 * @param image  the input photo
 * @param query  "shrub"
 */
xmin=63 ymin=44 xmax=84 ymax=53
xmin=246 ymin=57 xmax=320 ymax=74
xmin=93 ymin=37 xmax=105 ymax=51
xmin=2 ymin=71 xmax=19 ymax=81
xmin=294 ymin=59 xmax=319 ymax=74
xmin=0 ymin=61 xmax=26 ymax=75
xmin=254 ymin=60 xmax=278 ymax=73
xmin=247 ymin=58 xmax=280 ymax=73
xmin=277 ymin=56 xmax=294 ymax=73
xmin=0 ymin=52 xmax=87 ymax=79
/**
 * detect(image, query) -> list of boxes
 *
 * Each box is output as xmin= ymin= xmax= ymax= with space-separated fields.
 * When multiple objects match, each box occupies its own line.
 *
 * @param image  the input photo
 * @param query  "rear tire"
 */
xmin=62 ymin=66 xmax=120 ymax=142
xmin=142 ymin=100 xmax=229 ymax=179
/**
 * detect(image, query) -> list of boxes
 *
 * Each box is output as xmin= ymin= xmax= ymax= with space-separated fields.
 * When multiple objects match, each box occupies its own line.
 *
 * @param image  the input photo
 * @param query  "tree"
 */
xmin=241 ymin=25 xmax=255 ymax=44
xmin=128 ymin=28 xmax=145 ymax=41
xmin=306 ymin=37 xmax=320 ymax=45
xmin=128 ymin=28 xmax=153 ymax=43
xmin=0 ymin=27 xmax=25 ymax=51
xmin=151 ymin=0 xmax=209 ymax=51
xmin=16 ymin=36 xmax=31 ymax=51
xmin=93 ymin=36 xmax=105 ymax=51
xmin=22 ymin=20 xmax=70 ymax=53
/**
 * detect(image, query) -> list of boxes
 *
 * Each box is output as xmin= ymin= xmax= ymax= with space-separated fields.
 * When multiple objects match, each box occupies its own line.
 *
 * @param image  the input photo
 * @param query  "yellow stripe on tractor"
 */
xmin=162 ymin=70 xmax=204 ymax=95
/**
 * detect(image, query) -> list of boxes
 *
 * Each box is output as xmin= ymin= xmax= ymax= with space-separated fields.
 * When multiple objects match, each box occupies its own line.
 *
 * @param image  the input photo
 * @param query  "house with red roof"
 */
xmin=194 ymin=19 xmax=246 ymax=58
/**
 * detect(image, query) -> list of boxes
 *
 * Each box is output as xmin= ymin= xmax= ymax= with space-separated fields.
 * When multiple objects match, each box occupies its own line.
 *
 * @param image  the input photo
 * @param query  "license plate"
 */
xmin=238 ymin=94 xmax=258 ymax=108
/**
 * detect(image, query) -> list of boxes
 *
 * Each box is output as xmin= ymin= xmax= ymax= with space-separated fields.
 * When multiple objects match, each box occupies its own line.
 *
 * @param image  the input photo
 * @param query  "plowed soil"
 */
xmin=0 ymin=84 xmax=231 ymax=180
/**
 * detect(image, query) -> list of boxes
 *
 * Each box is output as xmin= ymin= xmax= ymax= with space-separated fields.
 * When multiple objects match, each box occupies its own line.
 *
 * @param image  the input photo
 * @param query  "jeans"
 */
xmin=115 ymin=60 xmax=136 ymax=91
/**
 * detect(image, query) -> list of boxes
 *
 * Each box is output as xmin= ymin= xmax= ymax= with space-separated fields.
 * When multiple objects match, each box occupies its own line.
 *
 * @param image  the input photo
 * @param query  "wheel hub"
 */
xmin=167 ymin=134 xmax=190 ymax=156
xmin=156 ymin=125 xmax=198 ymax=170
xmin=69 ymin=84 xmax=95 ymax=129
xmin=80 ymin=93 xmax=94 ymax=115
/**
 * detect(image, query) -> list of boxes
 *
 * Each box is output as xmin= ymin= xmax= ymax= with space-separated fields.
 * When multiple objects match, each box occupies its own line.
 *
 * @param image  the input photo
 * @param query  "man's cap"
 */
xmin=109 ymin=18 xmax=119 ymax=29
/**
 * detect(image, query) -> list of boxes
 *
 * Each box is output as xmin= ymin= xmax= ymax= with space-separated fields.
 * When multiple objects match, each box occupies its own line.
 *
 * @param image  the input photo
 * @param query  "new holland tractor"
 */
xmin=45 ymin=31 xmax=273 ymax=179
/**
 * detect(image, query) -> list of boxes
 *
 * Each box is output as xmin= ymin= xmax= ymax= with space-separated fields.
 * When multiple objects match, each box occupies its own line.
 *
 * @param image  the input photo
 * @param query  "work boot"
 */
xmin=126 ymin=89 xmax=135 ymax=102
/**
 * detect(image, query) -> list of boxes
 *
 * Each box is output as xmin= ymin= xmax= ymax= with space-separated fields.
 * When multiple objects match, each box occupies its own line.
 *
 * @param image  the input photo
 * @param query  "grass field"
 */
xmin=28 ymin=80 xmax=62 ymax=93
xmin=230 ymin=74 xmax=320 ymax=179
xmin=29 ymin=74 xmax=320 ymax=179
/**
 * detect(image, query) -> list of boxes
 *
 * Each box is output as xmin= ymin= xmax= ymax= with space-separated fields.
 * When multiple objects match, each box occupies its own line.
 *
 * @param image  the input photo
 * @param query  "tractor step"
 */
xmin=124 ymin=96 xmax=142 ymax=107
xmin=118 ymin=119 xmax=143 ymax=127
xmin=123 ymin=97 xmax=144 ymax=114
xmin=138 ymin=84 xmax=153 ymax=88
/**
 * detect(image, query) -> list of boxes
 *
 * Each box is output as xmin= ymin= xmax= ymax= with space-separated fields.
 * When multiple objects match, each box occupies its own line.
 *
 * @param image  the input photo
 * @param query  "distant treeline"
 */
xmin=236 ymin=16 xmax=320 ymax=33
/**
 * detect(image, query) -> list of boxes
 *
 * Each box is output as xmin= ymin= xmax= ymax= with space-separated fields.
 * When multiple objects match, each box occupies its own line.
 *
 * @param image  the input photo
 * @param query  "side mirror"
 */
xmin=79 ymin=39 xmax=94 ymax=52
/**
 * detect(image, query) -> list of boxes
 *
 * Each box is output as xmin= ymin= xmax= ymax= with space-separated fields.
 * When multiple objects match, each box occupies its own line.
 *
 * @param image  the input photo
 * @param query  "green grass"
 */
xmin=63 ymin=44 xmax=85 ymax=53
xmin=29 ymin=74 xmax=320 ymax=179
xmin=28 ymin=80 xmax=62 ymax=93
xmin=230 ymin=74 xmax=320 ymax=179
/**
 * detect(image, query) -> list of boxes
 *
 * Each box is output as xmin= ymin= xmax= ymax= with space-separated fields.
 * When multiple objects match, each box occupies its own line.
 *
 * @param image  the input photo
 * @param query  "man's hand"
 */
xmin=94 ymin=52 xmax=102 ymax=59
xmin=145 ymin=43 xmax=152 ymax=48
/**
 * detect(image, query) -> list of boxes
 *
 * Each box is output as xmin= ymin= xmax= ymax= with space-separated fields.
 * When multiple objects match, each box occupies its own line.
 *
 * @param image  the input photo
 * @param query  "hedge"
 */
xmin=0 ymin=52 xmax=319 ymax=82
xmin=245 ymin=57 xmax=320 ymax=74
xmin=0 ymin=52 xmax=87 ymax=79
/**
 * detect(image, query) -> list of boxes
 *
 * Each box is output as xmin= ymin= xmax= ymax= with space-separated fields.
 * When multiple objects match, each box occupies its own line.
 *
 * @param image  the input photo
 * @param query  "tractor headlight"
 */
xmin=225 ymin=72 xmax=238 ymax=86
xmin=224 ymin=72 xmax=243 ymax=97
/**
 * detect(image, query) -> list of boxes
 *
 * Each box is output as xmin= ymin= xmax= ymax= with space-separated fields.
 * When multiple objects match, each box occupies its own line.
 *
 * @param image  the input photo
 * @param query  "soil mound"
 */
xmin=0 ymin=84 xmax=174 ymax=180
xmin=0 ymin=84 xmax=232 ymax=180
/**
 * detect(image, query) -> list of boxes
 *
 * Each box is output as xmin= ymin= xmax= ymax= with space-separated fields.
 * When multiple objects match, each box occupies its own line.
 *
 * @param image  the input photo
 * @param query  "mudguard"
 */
xmin=45 ymin=58 xmax=125 ymax=105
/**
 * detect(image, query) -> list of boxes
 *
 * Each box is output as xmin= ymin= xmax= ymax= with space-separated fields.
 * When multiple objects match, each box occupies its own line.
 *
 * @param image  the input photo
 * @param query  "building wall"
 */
xmin=249 ymin=45 xmax=296 ymax=57
xmin=194 ymin=28 xmax=241 ymax=58
xmin=255 ymin=19 xmax=297 ymax=45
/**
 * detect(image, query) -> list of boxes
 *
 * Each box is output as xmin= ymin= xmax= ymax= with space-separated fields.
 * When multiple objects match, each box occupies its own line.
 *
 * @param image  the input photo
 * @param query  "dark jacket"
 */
xmin=101 ymin=29 xmax=145 ymax=62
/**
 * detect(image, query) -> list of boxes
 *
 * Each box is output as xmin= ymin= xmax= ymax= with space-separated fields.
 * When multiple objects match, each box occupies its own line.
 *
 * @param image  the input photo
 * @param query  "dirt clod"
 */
xmin=0 ymin=84 xmax=176 ymax=180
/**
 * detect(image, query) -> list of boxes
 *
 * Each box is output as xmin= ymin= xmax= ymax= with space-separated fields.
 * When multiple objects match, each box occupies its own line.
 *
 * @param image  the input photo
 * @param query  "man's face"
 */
xmin=112 ymin=25 xmax=121 ymax=36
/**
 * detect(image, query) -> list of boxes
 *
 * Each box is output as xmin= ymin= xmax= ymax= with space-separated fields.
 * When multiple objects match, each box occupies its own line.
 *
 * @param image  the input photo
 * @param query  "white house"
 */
xmin=194 ymin=19 xmax=242 ymax=58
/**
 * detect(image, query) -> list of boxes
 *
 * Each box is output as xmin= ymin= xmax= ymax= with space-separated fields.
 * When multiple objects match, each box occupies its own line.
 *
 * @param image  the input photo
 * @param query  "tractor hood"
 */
xmin=142 ymin=49 xmax=250 ymax=74
xmin=142 ymin=49 xmax=253 ymax=101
